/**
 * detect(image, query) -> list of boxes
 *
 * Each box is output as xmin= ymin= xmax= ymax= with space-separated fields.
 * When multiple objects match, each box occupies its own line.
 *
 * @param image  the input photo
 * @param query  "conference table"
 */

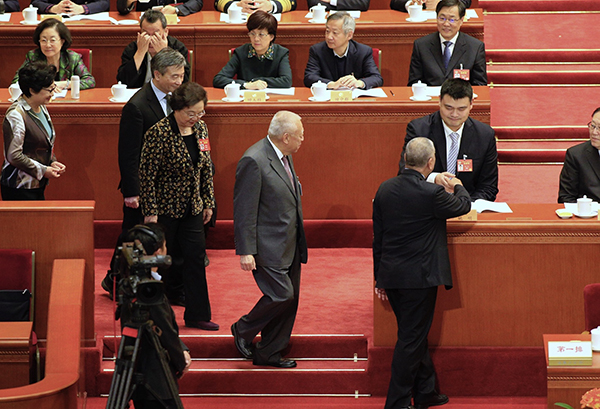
xmin=0 ymin=9 xmax=485 ymax=88
xmin=0 ymin=86 xmax=490 ymax=220
xmin=375 ymin=204 xmax=600 ymax=348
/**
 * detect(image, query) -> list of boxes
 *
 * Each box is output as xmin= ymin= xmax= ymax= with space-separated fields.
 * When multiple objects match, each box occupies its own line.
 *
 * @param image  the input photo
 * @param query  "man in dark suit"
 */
xmin=307 ymin=0 xmax=370 ymax=12
xmin=558 ymin=107 xmax=600 ymax=203
xmin=407 ymin=0 xmax=486 ymax=86
xmin=304 ymin=11 xmax=383 ymax=90
xmin=102 ymin=48 xmax=186 ymax=301
xmin=390 ymin=0 xmax=470 ymax=13
xmin=398 ymin=78 xmax=498 ymax=202
xmin=117 ymin=10 xmax=190 ymax=89
xmin=374 ymin=137 xmax=471 ymax=409
xmin=231 ymin=110 xmax=308 ymax=368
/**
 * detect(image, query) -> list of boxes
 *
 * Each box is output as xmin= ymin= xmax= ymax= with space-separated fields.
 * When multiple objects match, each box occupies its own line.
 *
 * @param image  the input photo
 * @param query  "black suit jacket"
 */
xmin=116 ymin=36 xmax=190 ymax=89
xmin=117 ymin=0 xmax=202 ymax=15
xmin=407 ymin=32 xmax=487 ymax=86
xmin=304 ymin=40 xmax=383 ymax=89
xmin=118 ymin=83 xmax=166 ymax=198
xmin=373 ymin=168 xmax=471 ymax=289
xmin=558 ymin=141 xmax=600 ymax=203
xmin=390 ymin=0 xmax=470 ymax=12
xmin=234 ymin=138 xmax=307 ymax=268
xmin=307 ymin=0 xmax=370 ymax=11
xmin=398 ymin=111 xmax=498 ymax=201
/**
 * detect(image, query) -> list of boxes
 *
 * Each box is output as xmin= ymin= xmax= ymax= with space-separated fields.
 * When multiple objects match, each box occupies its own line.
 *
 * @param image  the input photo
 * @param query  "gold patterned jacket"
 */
xmin=139 ymin=114 xmax=215 ymax=218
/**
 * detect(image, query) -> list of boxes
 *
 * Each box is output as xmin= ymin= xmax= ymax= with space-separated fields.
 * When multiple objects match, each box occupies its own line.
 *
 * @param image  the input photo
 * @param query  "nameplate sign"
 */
xmin=41 ymin=15 xmax=62 ymax=22
xmin=165 ymin=14 xmax=178 ymax=25
xmin=244 ymin=91 xmax=266 ymax=102
xmin=452 ymin=209 xmax=477 ymax=221
xmin=548 ymin=341 xmax=593 ymax=366
xmin=330 ymin=90 xmax=352 ymax=102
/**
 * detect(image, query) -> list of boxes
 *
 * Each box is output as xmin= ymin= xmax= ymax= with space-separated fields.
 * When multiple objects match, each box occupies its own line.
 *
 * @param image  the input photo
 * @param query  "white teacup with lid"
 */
xmin=22 ymin=6 xmax=38 ymax=24
xmin=408 ymin=4 xmax=423 ymax=21
xmin=310 ymin=3 xmax=327 ymax=22
xmin=310 ymin=81 xmax=328 ymax=101
xmin=111 ymin=81 xmax=127 ymax=101
xmin=224 ymin=81 xmax=241 ymax=100
xmin=228 ymin=3 xmax=242 ymax=23
xmin=411 ymin=80 xmax=427 ymax=100
xmin=578 ymin=195 xmax=593 ymax=216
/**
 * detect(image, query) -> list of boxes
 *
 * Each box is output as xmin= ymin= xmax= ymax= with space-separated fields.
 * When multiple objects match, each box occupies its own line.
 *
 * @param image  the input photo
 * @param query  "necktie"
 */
xmin=447 ymin=132 xmax=459 ymax=175
xmin=281 ymin=156 xmax=295 ymax=187
xmin=165 ymin=95 xmax=173 ymax=115
xmin=443 ymin=41 xmax=452 ymax=70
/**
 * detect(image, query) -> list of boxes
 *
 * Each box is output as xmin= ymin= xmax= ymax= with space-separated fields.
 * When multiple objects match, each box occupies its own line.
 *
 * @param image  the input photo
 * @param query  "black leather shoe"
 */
xmin=253 ymin=358 xmax=297 ymax=368
xmin=185 ymin=320 xmax=220 ymax=331
xmin=168 ymin=294 xmax=186 ymax=307
xmin=415 ymin=393 xmax=449 ymax=409
xmin=231 ymin=323 xmax=253 ymax=359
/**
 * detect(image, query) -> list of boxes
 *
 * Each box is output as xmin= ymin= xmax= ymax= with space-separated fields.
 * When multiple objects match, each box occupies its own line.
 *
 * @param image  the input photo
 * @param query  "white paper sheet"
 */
xmin=305 ymin=10 xmax=361 ymax=19
xmin=0 ymin=13 xmax=12 ymax=22
xmin=66 ymin=12 xmax=111 ymax=21
xmin=264 ymin=88 xmax=295 ymax=95
xmin=220 ymin=13 xmax=280 ymax=22
xmin=352 ymin=88 xmax=387 ymax=98
xmin=471 ymin=200 xmax=513 ymax=214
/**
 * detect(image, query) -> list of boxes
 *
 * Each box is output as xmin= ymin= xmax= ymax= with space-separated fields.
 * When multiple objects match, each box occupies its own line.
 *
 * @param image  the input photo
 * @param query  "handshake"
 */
xmin=435 ymin=172 xmax=463 ymax=193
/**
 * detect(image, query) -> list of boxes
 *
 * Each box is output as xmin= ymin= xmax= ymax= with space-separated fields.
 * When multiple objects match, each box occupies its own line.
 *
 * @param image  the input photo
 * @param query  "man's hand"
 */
xmin=67 ymin=2 xmax=85 ymax=14
xmin=434 ymin=171 xmax=455 ymax=193
xmin=44 ymin=166 xmax=62 ymax=179
xmin=244 ymin=80 xmax=268 ymax=90
xmin=202 ymin=208 xmax=213 ymax=225
xmin=136 ymin=32 xmax=152 ymax=56
xmin=144 ymin=215 xmax=158 ymax=223
xmin=51 ymin=161 xmax=66 ymax=174
xmin=162 ymin=5 xmax=178 ymax=14
xmin=124 ymin=196 xmax=139 ymax=209
xmin=237 ymin=0 xmax=271 ymax=13
xmin=240 ymin=254 xmax=256 ymax=271
xmin=407 ymin=0 xmax=426 ymax=6
xmin=328 ymin=75 xmax=364 ymax=90
xmin=149 ymin=30 xmax=169 ymax=56
xmin=447 ymin=176 xmax=464 ymax=191
xmin=49 ymin=0 xmax=70 ymax=14
xmin=182 ymin=350 xmax=192 ymax=375
xmin=375 ymin=287 xmax=388 ymax=301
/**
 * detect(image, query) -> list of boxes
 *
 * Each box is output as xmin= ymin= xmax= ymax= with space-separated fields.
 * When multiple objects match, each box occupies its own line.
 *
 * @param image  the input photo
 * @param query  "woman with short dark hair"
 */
xmin=1 ymin=62 xmax=66 ymax=201
xmin=213 ymin=10 xmax=292 ymax=90
xmin=139 ymin=82 xmax=218 ymax=331
xmin=12 ymin=18 xmax=95 ymax=91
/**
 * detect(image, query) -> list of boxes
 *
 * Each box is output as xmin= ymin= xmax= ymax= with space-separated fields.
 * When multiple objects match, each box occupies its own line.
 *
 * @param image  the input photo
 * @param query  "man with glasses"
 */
xmin=117 ymin=10 xmax=190 ymax=89
xmin=102 ymin=48 xmax=187 ymax=304
xmin=304 ymin=11 xmax=383 ymax=90
xmin=558 ymin=107 xmax=600 ymax=203
xmin=407 ymin=0 xmax=486 ymax=86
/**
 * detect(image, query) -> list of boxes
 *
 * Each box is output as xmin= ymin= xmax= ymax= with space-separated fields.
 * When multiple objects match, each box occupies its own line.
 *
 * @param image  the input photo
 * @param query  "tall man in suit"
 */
xmin=374 ymin=137 xmax=471 ymax=409
xmin=304 ymin=11 xmax=383 ymax=90
xmin=102 ymin=48 xmax=186 ymax=301
xmin=231 ymin=111 xmax=308 ymax=368
xmin=398 ymin=78 xmax=498 ymax=202
xmin=558 ymin=107 xmax=600 ymax=203
xmin=117 ymin=10 xmax=190 ymax=89
xmin=407 ymin=0 xmax=486 ymax=86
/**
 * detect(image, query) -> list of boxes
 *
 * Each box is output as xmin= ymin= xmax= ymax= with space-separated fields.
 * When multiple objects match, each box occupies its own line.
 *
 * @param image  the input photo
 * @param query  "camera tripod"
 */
xmin=105 ymin=319 xmax=184 ymax=409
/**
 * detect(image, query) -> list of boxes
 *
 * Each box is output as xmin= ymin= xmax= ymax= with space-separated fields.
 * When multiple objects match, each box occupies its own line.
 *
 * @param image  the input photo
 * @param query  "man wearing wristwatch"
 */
xmin=118 ymin=0 xmax=202 ymax=16
xmin=215 ymin=0 xmax=296 ymax=14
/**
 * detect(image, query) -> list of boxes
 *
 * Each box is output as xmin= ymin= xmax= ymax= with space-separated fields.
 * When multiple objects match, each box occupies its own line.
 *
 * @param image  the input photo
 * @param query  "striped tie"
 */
xmin=443 ymin=41 xmax=452 ymax=70
xmin=447 ymin=132 xmax=459 ymax=175
xmin=282 ymin=156 xmax=295 ymax=186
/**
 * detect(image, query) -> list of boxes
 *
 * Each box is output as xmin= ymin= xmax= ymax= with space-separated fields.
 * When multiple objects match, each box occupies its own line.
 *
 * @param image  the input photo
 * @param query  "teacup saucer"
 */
xmin=309 ymin=18 xmax=327 ymax=24
xmin=410 ymin=96 xmax=432 ymax=101
xmin=573 ymin=210 xmax=598 ymax=218
xmin=226 ymin=19 xmax=244 ymax=24
xmin=20 ymin=20 xmax=40 ymax=25
xmin=406 ymin=17 xmax=427 ymax=22
xmin=555 ymin=209 xmax=573 ymax=219
xmin=222 ymin=97 xmax=243 ymax=102
xmin=116 ymin=19 xmax=139 ymax=25
xmin=308 ymin=96 xmax=329 ymax=102
xmin=109 ymin=97 xmax=128 ymax=103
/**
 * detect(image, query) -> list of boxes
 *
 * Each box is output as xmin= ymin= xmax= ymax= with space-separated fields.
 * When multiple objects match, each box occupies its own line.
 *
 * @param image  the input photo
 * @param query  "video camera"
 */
xmin=114 ymin=240 xmax=172 ymax=307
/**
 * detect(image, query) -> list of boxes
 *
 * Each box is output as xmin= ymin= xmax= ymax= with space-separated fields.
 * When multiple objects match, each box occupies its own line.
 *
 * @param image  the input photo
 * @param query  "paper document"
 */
xmin=221 ymin=13 xmax=280 ymax=22
xmin=466 ymin=9 xmax=479 ymax=19
xmin=264 ymin=88 xmax=295 ymax=96
xmin=305 ymin=10 xmax=360 ymax=19
xmin=352 ymin=88 xmax=387 ymax=98
xmin=0 ymin=13 xmax=12 ymax=22
xmin=471 ymin=200 xmax=512 ymax=214
xmin=68 ymin=12 xmax=111 ymax=21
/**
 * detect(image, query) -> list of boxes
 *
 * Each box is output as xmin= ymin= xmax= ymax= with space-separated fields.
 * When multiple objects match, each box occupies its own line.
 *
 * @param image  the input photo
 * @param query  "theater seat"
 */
xmin=71 ymin=48 xmax=92 ymax=74
xmin=584 ymin=283 xmax=600 ymax=332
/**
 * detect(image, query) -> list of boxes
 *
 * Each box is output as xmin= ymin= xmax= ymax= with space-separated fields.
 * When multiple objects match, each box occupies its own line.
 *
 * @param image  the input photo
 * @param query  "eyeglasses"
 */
xmin=437 ymin=16 xmax=461 ymax=24
xmin=248 ymin=32 xmax=270 ymax=39
xmin=588 ymin=122 xmax=600 ymax=133
xmin=40 ymin=38 xmax=60 ymax=45
xmin=185 ymin=110 xmax=205 ymax=120
xmin=43 ymin=84 xmax=57 ymax=93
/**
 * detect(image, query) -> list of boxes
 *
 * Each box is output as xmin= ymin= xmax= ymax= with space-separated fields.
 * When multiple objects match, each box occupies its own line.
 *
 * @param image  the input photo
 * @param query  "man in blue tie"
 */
xmin=398 ymin=78 xmax=498 ymax=202
xmin=407 ymin=0 xmax=487 ymax=86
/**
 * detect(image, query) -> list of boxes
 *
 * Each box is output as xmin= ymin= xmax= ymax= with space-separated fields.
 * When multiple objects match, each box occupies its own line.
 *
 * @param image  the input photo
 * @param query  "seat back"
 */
xmin=0 ymin=249 xmax=35 ymax=321
xmin=372 ymin=48 xmax=382 ymax=72
xmin=71 ymin=48 xmax=92 ymax=74
xmin=584 ymin=283 xmax=600 ymax=332
xmin=188 ymin=49 xmax=194 ymax=82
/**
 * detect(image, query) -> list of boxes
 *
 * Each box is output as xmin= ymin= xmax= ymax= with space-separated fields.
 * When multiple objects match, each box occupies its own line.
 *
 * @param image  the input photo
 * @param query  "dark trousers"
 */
xmin=1 ymin=185 xmax=45 ymax=200
xmin=384 ymin=287 xmax=438 ymax=409
xmin=237 ymin=248 xmax=301 ymax=364
xmin=159 ymin=210 xmax=211 ymax=322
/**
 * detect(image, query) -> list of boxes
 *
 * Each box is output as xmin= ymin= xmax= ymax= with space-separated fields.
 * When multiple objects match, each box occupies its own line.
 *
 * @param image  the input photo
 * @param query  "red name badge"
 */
xmin=199 ymin=139 xmax=211 ymax=152
xmin=453 ymin=69 xmax=470 ymax=81
xmin=457 ymin=159 xmax=473 ymax=172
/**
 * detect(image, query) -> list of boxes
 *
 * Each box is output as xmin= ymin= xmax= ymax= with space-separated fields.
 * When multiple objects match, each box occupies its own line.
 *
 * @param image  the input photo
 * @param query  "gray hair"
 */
xmin=268 ymin=111 xmax=302 ymax=140
xmin=326 ymin=11 xmax=355 ymax=35
xmin=151 ymin=48 xmax=186 ymax=76
xmin=405 ymin=137 xmax=435 ymax=168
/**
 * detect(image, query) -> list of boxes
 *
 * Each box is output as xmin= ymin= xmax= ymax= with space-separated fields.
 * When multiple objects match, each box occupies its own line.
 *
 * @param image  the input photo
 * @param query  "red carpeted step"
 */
xmin=495 ymin=126 xmax=587 ymax=141
xmin=480 ymin=0 xmax=600 ymax=12
xmin=488 ymin=63 xmax=600 ymax=84
xmin=485 ymin=14 xmax=600 ymax=63
xmin=497 ymin=140 xmax=580 ymax=163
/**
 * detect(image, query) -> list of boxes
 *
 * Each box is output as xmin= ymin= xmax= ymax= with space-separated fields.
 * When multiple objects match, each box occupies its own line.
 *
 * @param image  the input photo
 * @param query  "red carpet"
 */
xmin=487 ymin=63 xmax=600 ymax=85
xmin=480 ymin=0 xmax=600 ymax=11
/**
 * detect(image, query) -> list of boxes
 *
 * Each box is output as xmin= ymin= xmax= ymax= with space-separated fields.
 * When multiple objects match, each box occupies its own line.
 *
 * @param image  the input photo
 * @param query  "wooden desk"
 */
xmin=0 ymin=86 xmax=490 ymax=221
xmin=375 ymin=204 xmax=600 ymax=348
xmin=544 ymin=334 xmax=600 ymax=409
xmin=0 ymin=321 xmax=32 ymax=388
xmin=0 ymin=10 xmax=484 ymax=88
